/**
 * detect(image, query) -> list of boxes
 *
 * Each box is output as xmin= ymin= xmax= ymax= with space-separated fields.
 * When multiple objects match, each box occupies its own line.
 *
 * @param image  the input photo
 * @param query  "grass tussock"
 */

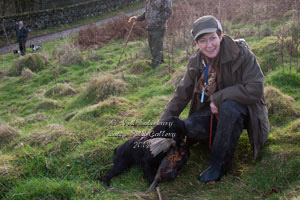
xmin=21 ymin=68 xmax=36 ymax=80
xmin=0 ymin=69 xmax=9 ymax=78
xmin=52 ymin=43 xmax=85 ymax=66
xmin=71 ymin=96 xmax=132 ymax=122
xmin=22 ymin=124 xmax=80 ymax=156
xmin=76 ymin=14 xmax=146 ymax=49
xmin=10 ymin=53 xmax=49 ymax=76
xmin=0 ymin=155 xmax=18 ymax=179
xmin=251 ymin=36 xmax=280 ymax=72
xmin=264 ymin=86 xmax=300 ymax=126
xmin=270 ymin=120 xmax=300 ymax=146
xmin=25 ymin=124 xmax=74 ymax=146
xmin=44 ymin=83 xmax=77 ymax=98
xmin=0 ymin=164 xmax=18 ymax=179
xmin=76 ymin=74 xmax=128 ymax=106
xmin=36 ymin=99 xmax=62 ymax=110
xmin=0 ymin=124 xmax=19 ymax=145
xmin=265 ymin=70 xmax=300 ymax=100
xmin=127 ymin=59 xmax=151 ymax=74
xmin=10 ymin=113 xmax=48 ymax=127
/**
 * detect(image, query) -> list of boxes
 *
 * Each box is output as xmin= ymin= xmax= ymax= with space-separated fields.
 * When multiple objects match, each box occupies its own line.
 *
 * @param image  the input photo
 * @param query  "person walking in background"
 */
xmin=16 ymin=21 xmax=28 ymax=56
xmin=160 ymin=15 xmax=270 ymax=183
xmin=129 ymin=0 xmax=172 ymax=69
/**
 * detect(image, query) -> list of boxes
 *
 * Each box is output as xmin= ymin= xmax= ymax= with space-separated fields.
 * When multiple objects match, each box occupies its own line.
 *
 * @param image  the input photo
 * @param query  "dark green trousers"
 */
xmin=148 ymin=28 xmax=165 ymax=68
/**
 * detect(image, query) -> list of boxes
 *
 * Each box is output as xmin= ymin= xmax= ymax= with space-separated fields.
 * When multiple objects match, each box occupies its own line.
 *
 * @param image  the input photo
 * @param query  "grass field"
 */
xmin=0 ymin=6 xmax=300 ymax=200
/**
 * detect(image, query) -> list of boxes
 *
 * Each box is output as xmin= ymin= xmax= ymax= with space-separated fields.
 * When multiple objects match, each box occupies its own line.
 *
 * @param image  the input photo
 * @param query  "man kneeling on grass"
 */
xmin=159 ymin=15 xmax=270 ymax=183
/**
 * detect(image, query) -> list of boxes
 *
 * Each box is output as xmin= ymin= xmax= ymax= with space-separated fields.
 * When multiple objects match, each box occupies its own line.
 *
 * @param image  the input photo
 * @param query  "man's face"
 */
xmin=196 ymin=32 xmax=223 ymax=59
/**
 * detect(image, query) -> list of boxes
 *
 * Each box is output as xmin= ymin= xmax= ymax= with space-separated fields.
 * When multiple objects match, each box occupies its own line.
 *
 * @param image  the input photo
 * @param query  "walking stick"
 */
xmin=116 ymin=20 xmax=136 ymax=69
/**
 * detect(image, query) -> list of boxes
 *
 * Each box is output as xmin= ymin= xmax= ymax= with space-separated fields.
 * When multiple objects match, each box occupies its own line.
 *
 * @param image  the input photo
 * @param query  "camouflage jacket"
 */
xmin=137 ymin=0 xmax=172 ymax=30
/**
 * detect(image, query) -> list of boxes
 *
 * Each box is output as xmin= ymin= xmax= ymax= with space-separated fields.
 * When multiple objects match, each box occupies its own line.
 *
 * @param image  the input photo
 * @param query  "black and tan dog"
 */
xmin=103 ymin=117 xmax=186 ymax=187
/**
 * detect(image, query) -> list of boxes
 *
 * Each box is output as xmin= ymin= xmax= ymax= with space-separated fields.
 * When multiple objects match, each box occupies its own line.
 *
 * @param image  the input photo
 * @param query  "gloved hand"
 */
xmin=128 ymin=16 xmax=137 ymax=24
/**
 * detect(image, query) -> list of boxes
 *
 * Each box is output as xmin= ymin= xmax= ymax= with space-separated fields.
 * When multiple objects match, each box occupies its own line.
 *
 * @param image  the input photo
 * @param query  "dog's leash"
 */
xmin=209 ymin=113 xmax=218 ymax=148
xmin=201 ymin=59 xmax=217 ymax=148
xmin=201 ymin=59 xmax=210 ymax=103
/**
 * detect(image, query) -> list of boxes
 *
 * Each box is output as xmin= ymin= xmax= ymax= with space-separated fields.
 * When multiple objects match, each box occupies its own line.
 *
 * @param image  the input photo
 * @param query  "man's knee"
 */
xmin=219 ymin=100 xmax=247 ymax=118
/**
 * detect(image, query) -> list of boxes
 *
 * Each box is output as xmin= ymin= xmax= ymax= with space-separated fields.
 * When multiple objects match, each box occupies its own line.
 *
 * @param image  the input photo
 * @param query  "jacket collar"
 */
xmin=219 ymin=35 xmax=240 ymax=64
xmin=191 ymin=35 xmax=240 ymax=70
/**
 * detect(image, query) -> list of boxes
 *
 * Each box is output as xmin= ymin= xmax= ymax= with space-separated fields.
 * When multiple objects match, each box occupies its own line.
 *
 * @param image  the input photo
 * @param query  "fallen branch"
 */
xmin=156 ymin=187 xmax=163 ymax=200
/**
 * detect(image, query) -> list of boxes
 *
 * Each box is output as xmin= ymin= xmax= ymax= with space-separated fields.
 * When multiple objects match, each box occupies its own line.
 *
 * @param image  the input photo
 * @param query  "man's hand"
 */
xmin=210 ymin=102 xmax=218 ymax=114
xmin=128 ymin=16 xmax=137 ymax=24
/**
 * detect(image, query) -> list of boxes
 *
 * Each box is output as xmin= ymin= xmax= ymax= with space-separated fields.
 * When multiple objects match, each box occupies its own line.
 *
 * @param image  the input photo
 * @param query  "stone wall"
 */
xmin=0 ymin=0 xmax=143 ymax=37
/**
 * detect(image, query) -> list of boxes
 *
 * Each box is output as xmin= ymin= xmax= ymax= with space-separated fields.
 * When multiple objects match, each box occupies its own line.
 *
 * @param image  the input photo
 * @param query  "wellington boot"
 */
xmin=198 ymin=165 xmax=223 ymax=183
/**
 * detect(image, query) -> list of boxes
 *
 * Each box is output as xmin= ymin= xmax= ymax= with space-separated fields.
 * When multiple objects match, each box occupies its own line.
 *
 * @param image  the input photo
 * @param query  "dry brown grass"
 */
xmin=10 ymin=113 xmax=48 ymax=126
xmin=21 ymin=68 xmax=36 ymax=80
xmin=71 ymin=96 xmax=132 ymax=121
xmin=25 ymin=124 xmax=73 ymax=146
xmin=82 ymin=74 xmax=128 ymax=103
xmin=76 ymin=14 xmax=147 ymax=49
xmin=0 ymin=124 xmax=19 ymax=145
xmin=11 ymin=53 xmax=49 ymax=76
xmin=22 ymin=124 xmax=80 ymax=156
xmin=265 ymin=86 xmax=300 ymax=126
xmin=52 ymin=42 xmax=85 ymax=66
xmin=0 ymin=165 xmax=17 ymax=178
xmin=164 ymin=0 xmax=299 ymax=52
xmin=128 ymin=59 xmax=151 ymax=74
xmin=44 ymin=83 xmax=77 ymax=98
xmin=0 ymin=155 xmax=18 ymax=179
xmin=265 ymin=86 xmax=299 ymax=115
xmin=36 ymin=99 xmax=61 ymax=110
xmin=0 ymin=69 xmax=9 ymax=78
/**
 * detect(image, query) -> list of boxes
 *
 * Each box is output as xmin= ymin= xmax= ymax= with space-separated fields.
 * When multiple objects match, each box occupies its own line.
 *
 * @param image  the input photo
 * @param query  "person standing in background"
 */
xmin=129 ymin=0 xmax=172 ymax=69
xmin=16 ymin=21 xmax=28 ymax=56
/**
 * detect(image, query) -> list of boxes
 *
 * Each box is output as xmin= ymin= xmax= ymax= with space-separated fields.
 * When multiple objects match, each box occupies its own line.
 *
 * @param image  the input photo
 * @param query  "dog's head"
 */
xmin=13 ymin=50 xmax=19 ymax=54
xmin=29 ymin=44 xmax=34 ymax=49
xmin=150 ymin=117 xmax=186 ymax=147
